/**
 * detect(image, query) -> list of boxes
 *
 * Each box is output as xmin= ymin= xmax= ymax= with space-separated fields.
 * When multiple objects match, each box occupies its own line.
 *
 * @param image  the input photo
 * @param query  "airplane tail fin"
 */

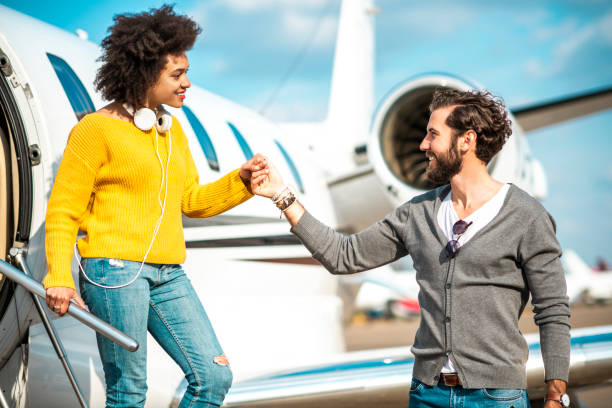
xmin=277 ymin=0 xmax=378 ymax=176
xmin=563 ymin=249 xmax=592 ymax=276
xmin=562 ymin=249 xmax=591 ymax=303
xmin=325 ymin=0 xmax=378 ymax=163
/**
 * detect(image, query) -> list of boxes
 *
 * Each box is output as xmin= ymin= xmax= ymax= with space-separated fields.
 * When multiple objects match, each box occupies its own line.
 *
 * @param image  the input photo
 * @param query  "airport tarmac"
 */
xmin=345 ymin=302 xmax=612 ymax=407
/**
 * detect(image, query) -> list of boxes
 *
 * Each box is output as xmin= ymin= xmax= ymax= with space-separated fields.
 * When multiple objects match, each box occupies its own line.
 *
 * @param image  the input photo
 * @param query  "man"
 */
xmin=254 ymin=89 xmax=571 ymax=407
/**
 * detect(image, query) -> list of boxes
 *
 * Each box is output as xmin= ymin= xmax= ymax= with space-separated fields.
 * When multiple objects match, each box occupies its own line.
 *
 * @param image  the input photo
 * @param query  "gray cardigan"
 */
xmin=291 ymin=184 xmax=570 ymax=389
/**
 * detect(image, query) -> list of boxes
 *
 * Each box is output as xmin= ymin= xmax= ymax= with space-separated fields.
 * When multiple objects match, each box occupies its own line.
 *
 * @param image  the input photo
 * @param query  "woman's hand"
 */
xmin=250 ymin=161 xmax=285 ymax=198
xmin=46 ymin=286 xmax=86 ymax=316
xmin=239 ymin=153 xmax=269 ymax=190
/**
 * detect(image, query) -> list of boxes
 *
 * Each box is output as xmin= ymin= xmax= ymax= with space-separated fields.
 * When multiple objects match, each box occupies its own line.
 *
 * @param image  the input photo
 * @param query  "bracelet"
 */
xmin=275 ymin=190 xmax=294 ymax=206
xmin=273 ymin=189 xmax=292 ymax=205
xmin=276 ymin=194 xmax=296 ymax=218
xmin=275 ymin=191 xmax=295 ymax=209
xmin=282 ymin=199 xmax=297 ymax=212
xmin=272 ymin=185 xmax=289 ymax=201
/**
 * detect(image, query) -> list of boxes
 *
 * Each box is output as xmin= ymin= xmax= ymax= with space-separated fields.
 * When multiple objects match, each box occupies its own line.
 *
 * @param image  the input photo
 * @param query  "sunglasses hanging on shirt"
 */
xmin=446 ymin=219 xmax=473 ymax=258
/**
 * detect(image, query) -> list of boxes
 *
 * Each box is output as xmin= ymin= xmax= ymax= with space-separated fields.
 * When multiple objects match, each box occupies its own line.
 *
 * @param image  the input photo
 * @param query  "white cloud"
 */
xmin=524 ymin=59 xmax=544 ymax=76
xmin=209 ymin=57 xmax=230 ymax=74
xmin=221 ymin=0 xmax=329 ymax=13
xmin=606 ymin=164 xmax=612 ymax=184
xmin=524 ymin=11 xmax=612 ymax=77
xmin=262 ymin=98 xmax=327 ymax=121
xmin=555 ymin=23 xmax=597 ymax=60
xmin=185 ymin=2 xmax=209 ymax=26
xmin=390 ymin=5 xmax=475 ymax=35
xmin=248 ymin=80 xmax=328 ymax=121
xmin=513 ymin=9 xmax=551 ymax=26
xmin=283 ymin=10 xmax=338 ymax=48
xmin=532 ymin=18 xmax=578 ymax=41
xmin=601 ymin=12 xmax=612 ymax=43
xmin=202 ymin=0 xmax=337 ymax=50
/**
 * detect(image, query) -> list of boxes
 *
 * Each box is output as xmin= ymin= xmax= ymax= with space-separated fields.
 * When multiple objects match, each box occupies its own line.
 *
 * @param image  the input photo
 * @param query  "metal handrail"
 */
xmin=0 ymin=257 xmax=138 ymax=352
xmin=11 ymin=251 xmax=89 ymax=407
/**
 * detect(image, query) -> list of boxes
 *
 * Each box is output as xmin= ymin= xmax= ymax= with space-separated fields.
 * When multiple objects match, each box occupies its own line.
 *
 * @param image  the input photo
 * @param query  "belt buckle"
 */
xmin=442 ymin=373 xmax=460 ymax=387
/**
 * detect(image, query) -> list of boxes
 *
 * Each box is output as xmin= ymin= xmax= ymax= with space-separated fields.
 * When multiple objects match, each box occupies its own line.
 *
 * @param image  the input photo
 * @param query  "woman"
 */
xmin=44 ymin=6 xmax=268 ymax=407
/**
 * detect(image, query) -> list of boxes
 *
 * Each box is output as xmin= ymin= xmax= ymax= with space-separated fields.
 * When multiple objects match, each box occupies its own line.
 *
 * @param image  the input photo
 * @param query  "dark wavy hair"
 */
xmin=429 ymin=89 xmax=512 ymax=164
xmin=94 ymin=5 xmax=201 ymax=107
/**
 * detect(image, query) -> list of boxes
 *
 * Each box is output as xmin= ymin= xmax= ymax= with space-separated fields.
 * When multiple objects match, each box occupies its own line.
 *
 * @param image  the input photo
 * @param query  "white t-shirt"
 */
xmin=437 ymin=183 xmax=510 ymax=374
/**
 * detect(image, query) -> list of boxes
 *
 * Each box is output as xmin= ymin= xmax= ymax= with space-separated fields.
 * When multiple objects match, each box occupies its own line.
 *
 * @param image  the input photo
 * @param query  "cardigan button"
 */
xmin=445 ymin=317 xmax=451 ymax=323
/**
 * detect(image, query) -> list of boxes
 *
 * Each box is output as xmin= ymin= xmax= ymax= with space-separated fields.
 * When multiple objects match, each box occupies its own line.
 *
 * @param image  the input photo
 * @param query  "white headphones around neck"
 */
xmin=123 ymin=103 xmax=172 ymax=132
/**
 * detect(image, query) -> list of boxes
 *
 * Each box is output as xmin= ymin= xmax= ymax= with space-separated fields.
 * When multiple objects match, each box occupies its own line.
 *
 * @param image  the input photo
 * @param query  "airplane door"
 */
xmin=0 ymin=42 xmax=43 ymax=371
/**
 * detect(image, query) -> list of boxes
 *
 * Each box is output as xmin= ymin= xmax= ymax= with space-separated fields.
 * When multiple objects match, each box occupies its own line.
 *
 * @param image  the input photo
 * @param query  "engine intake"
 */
xmin=372 ymin=75 xmax=476 ymax=191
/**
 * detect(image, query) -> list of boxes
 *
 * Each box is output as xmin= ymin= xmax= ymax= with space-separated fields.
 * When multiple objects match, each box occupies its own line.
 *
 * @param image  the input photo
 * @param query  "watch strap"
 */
xmin=544 ymin=393 xmax=568 ymax=407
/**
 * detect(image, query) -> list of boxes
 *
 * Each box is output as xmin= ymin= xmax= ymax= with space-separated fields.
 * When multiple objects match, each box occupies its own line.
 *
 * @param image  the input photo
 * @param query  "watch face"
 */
xmin=561 ymin=393 xmax=571 ymax=407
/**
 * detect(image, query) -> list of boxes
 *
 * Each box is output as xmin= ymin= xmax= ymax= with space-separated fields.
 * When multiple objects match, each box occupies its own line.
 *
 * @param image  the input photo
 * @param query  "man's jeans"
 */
xmin=409 ymin=377 xmax=531 ymax=408
xmin=80 ymin=258 xmax=232 ymax=408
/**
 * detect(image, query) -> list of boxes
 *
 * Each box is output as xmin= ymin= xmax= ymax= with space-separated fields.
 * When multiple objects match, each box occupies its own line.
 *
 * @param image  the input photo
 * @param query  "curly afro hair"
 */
xmin=429 ymin=89 xmax=513 ymax=164
xmin=94 ymin=5 xmax=201 ymax=107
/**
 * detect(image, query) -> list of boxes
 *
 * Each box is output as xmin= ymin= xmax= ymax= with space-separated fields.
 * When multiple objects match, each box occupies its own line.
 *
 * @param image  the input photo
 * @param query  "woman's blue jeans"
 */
xmin=409 ymin=378 xmax=531 ymax=408
xmin=79 ymin=258 xmax=232 ymax=408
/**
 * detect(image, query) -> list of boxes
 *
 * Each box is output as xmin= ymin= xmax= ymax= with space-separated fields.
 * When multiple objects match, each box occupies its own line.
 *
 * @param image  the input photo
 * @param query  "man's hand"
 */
xmin=544 ymin=379 xmax=567 ymax=408
xmin=239 ymin=153 xmax=269 ymax=192
xmin=250 ymin=162 xmax=305 ymax=225
xmin=250 ymin=161 xmax=285 ymax=198
xmin=45 ymin=286 xmax=86 ymax=316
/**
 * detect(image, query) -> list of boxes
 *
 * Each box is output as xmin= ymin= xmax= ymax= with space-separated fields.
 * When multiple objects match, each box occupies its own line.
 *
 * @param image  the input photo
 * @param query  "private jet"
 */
xmin=1 ymin=0 xmax=611 ymax=407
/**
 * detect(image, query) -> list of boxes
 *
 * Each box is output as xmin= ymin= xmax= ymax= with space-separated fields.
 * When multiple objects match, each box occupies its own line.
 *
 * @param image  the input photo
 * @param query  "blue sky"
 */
xmin=1 ymin=0 xmax=611 ymax=265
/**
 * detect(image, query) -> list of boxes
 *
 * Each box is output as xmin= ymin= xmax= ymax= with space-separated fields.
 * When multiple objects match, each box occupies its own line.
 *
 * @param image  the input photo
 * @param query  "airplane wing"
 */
xmin=215 ymin=326 xmax=612 ymax=407
xmin=24 ymin=313 xmax=612 ymax=407
xmin=512 ymin=86 xmax=612 ymax=132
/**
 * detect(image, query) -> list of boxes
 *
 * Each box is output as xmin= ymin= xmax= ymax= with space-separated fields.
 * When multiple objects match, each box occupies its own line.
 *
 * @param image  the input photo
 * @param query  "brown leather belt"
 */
xmin=439 ymin=373 xmax=462 ymax=386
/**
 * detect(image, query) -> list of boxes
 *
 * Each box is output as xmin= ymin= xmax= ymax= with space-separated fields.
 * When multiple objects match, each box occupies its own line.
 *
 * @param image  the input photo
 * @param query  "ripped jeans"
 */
xmin=79 ymin=258 xmax=232 ymax=408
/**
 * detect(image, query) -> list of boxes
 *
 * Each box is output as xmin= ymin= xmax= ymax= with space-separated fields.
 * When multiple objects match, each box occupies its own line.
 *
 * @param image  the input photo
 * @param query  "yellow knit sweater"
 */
xmin=44 ymin=113 xmax=252 ymax=289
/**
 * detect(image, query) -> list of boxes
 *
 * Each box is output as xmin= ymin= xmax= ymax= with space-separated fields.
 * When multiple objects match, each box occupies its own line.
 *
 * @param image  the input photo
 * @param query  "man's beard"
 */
xmin=426 ymin=142 xmax=463 ymax=185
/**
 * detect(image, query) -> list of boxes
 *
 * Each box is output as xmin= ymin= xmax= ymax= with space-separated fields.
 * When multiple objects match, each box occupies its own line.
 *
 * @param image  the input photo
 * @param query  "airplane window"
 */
xmin=46 ymin=53 xmax=95 ymax=121
xmin=274 ymin=140 xmax=304 ymax=193
xmin=226 ymin=122 xmax=253 ymax=160
xmin=182 ymin=105 xmax=220 ymax=171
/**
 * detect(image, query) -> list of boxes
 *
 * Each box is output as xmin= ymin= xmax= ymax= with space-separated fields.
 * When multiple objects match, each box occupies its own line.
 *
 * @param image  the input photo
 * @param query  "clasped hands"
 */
xmin=239 ymin=153 xmax=284 ymax=198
